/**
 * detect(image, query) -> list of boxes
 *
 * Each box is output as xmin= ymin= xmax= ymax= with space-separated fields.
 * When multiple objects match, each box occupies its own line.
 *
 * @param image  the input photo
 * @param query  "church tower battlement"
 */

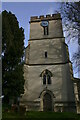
xmin=30 ymin=13 xmax=61 ymax=22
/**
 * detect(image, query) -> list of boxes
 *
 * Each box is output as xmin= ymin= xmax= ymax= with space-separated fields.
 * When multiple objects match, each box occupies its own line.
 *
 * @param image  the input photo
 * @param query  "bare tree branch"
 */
xmin=60 ymin=2 xmax=80 ymax=77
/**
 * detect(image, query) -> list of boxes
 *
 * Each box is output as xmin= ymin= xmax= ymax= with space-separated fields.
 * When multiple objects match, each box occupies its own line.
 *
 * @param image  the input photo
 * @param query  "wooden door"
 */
xmin=43 ymin=93 xmax=52 ymax=111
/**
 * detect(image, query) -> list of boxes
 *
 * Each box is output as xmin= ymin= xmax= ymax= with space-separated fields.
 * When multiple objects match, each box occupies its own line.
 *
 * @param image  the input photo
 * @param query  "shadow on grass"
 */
xmin=2 ymin=111 xmax=80 ymax=120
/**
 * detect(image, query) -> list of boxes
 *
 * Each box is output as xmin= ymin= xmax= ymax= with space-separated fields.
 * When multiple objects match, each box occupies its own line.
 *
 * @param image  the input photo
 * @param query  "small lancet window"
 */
xmin=43 ymin=74 xmax=46 ymax=84
xmin=45 ymin=52 xmax=47 ymax=58
xmin=44 ymin=26 xmax=48 ymax=35
xmin=47 ymin=74 xmax=51 ymax=84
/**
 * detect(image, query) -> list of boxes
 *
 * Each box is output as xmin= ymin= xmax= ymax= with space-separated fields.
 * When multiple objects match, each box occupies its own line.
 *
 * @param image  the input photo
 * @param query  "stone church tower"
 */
xmin=21 ymin=13 xmax=76 ymax=112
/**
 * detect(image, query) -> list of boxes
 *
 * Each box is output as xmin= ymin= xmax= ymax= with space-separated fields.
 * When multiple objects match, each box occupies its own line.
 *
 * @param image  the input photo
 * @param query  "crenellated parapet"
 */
xmin=30 ymin=13 xmax=61 ymax=23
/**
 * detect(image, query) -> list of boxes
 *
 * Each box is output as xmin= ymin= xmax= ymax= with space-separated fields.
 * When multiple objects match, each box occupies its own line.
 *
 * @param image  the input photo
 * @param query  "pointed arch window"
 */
xmin=40 ymin=69 xmax=52 ymax=85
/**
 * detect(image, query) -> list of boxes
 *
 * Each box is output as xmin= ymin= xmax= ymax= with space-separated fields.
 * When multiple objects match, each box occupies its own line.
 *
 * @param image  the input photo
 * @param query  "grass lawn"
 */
xmin=2 ymin=111 xmax=80 ymax=120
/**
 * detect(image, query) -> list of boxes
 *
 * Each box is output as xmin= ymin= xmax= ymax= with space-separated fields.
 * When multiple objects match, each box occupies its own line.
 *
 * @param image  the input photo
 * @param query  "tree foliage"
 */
xmin=2 ymin=10 xmax=25 ymax=103
xmin=61 ymin=2 xmax=80 ymax=77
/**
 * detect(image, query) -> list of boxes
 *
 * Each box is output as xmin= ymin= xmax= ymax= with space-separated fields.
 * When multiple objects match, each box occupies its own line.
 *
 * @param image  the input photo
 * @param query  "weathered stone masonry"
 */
xmin=21 ymin=13 xmax=78 ymax=112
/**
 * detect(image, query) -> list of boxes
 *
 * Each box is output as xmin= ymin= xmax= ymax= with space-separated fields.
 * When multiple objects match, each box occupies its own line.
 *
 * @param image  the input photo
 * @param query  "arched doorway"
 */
xmin=43 ymin=93 xmax=52 ymax=111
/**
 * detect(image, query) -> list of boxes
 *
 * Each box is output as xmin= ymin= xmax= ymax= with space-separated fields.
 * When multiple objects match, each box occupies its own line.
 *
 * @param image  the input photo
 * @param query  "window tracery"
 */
xmin=40 ymin=69 xmax=52 ymax=85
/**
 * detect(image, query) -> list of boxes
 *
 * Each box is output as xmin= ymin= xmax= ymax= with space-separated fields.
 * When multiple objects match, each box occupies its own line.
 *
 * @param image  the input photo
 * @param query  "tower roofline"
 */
xmin=29 ymin=13 xmax=62 ymax=23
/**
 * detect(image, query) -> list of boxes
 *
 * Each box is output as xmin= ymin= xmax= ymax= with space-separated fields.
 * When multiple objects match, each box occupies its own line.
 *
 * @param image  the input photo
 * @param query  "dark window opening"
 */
xmin=47 ymin=75 xmax=51 ymax=84
xmin=43 ymin=75 xmax=46 ymax=84
xmin=43 ymin=74 xmax=51 ymax=85
xmin=44 ymin=26 xmax=48 ymax=35
xmin=45 ymin=52 xmax=47 ymax=58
